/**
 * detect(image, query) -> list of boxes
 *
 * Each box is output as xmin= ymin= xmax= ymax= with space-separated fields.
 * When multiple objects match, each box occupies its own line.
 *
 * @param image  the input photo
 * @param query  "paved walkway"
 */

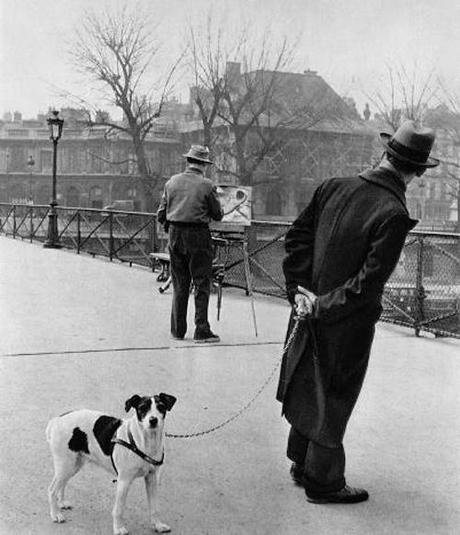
xmin=0 ymin=237 xmax=459 ymax=535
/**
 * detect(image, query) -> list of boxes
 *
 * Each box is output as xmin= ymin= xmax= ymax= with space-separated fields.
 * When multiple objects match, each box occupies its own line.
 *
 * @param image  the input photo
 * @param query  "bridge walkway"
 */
xmin=0 ymin=237 xmax=459 ymax=534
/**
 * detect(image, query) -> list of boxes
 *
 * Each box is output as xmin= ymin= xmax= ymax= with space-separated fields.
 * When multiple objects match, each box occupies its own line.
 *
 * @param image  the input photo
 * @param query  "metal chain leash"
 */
xmin=165 ymin=317 xmax=302 ymax=439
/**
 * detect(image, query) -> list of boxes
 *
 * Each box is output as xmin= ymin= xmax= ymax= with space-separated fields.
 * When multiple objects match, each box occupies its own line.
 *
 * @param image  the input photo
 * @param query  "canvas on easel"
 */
xmin=210 ymin=185 xmax=257 ymax=336
xmin=212 ymin=185 xmax=252 ymax=230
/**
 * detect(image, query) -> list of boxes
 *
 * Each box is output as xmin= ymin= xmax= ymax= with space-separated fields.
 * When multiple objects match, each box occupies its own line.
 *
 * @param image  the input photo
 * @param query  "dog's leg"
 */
xmin=49 ymin=475 xmax=65 ymax=523
xmin=145 ymin=470 xmax=170 ymax=533
xmin=112 ymin=477 xmax=133 ymax=535
xmin=48 ymin=456 xmax=80 ymax=523
xmin=58 ymin=454 xmax=84 ymax=510
xmin=57 ymin=483 xmax=73 ymax=510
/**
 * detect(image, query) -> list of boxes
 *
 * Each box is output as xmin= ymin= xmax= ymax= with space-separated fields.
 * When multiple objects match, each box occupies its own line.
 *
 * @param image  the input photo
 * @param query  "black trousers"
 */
xmin=168 ymin=225 xmax=213 ymax=338
xmin=287 ymin=426 xmax=346 ymax=495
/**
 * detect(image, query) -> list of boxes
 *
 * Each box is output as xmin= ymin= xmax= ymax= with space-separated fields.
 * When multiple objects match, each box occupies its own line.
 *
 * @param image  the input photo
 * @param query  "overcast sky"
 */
xmin=0 ymin=0 xmax=458 ymax=119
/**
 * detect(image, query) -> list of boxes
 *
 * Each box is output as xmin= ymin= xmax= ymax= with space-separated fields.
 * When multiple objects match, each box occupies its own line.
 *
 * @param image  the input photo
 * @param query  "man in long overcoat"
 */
xmin=277 ymin=121 xmax=439 ymax=504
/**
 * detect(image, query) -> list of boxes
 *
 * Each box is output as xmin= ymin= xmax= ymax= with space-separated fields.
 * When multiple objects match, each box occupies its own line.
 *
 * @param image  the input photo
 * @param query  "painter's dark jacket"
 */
xmin=277 ymin=168 xmax=417 ymax=448
xmin=157 ymin=167 xmax=223 ymax=225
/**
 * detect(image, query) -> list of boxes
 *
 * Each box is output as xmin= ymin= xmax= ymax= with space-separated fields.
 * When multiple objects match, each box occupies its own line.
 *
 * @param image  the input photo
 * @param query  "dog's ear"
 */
xmin=125 ymin=394 xmax=141 ymax=413
xmin=159 ymin=393 xmax=177 ymax=412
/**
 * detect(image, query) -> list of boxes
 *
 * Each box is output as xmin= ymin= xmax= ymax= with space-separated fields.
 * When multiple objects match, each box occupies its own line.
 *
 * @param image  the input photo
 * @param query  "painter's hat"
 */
xmin=183 ymin=145 xmax=213 ymax=164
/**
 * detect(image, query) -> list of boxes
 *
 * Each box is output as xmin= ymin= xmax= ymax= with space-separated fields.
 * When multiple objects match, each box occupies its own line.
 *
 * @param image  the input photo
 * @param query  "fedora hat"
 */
xmin=380 ymin=120 xmax=439 ymax=168
xmin=183 ymin=145 xmax=213 ymax=164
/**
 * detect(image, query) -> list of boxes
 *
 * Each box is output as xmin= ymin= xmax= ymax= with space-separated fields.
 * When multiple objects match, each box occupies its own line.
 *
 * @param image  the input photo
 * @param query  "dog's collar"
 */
xmin=111 ymin=429 xmax=164 ymax=474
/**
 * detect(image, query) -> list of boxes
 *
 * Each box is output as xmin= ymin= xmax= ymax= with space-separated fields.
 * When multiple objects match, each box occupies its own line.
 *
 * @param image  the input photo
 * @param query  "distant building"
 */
xmin=183 ymin=63 xmax=375 ymax=220
xmin=0 ymin=107 xmax=182 ymax=210
xmin=10 ymin=69 xmax=456 ymax=228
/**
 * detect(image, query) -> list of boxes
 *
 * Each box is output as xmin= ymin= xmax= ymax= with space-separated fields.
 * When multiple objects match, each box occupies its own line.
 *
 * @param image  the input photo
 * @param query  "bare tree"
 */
xmin=365 ymin=64 xmax=439 ymax=131
xmin=69 ymin=3 xmax=183 ymax=210
xmin=363 ymin=66 xmax=460 ymax=230
xmin=187 ymin=19 xmax=349 ymax=187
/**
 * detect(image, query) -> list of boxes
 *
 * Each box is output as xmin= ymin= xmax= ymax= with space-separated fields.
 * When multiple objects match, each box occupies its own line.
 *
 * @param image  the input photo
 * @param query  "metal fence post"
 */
xmin=12 ymin=205 xmax=17 ymax=238
xmin=76 ymin=211 xmax=81 ymax=254
xmin=414 ymin=236 xmax=426 ymax=336
xmin=109 ymin=212 xmax=114 ymax=261
xmin=152 ymin=215 xmax=158 ymax=252
xmin=29 ymin=206 xmax=34 ymax=242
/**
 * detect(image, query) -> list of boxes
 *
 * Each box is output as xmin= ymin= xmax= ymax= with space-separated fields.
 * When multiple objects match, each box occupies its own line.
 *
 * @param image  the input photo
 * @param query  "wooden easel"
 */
xmin=211 ymin=225 xmax=258 ymax=337
xmin=151 ymin=226 xmax=258 ymax=337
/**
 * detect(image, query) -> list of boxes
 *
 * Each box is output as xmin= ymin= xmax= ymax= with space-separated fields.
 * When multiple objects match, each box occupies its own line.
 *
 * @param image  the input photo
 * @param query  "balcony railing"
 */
xmin=1 ymin=202 xmax=459 ymax=339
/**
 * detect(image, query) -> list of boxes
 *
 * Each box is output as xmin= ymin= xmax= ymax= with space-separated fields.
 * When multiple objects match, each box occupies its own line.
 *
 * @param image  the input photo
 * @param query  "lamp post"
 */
xmin=44 ymin=110 xmax=64 ymax=248
xmin=27 ymin=155 xmax=35 ymax=204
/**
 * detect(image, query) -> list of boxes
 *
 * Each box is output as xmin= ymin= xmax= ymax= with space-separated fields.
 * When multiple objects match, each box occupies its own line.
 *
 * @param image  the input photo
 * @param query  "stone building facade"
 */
xmin=183 ymin=66 xmax=375 ymax=220
xmin=0 ymin=109 xmax=182 ymax=211
xmin=2 ymin=78 xmax=458 ymax=230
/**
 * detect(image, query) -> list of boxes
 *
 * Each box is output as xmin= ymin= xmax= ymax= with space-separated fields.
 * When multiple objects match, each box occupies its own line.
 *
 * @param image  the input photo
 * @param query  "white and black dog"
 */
xmin=46 ymin=393 xmax=176 ymax=534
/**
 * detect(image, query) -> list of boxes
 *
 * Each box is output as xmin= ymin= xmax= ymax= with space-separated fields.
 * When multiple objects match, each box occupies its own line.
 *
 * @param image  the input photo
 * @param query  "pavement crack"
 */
xmin=0 ymin=341 xmax=282 ymax=358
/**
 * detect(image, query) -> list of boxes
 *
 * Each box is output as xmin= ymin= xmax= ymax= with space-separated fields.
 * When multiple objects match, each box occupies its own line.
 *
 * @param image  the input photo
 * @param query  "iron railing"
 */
xmin=1 ymin=203 xmax=459 ymax=338
xmin=0 ymin=203 xmax=166 ymax=265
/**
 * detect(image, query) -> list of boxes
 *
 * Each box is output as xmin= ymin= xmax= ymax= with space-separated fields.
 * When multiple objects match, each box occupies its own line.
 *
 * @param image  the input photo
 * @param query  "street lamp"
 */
xmin=44 ymin=110 xmax=64 ymax=248
xmin=27 ymin=155 xmax=35 ymax=204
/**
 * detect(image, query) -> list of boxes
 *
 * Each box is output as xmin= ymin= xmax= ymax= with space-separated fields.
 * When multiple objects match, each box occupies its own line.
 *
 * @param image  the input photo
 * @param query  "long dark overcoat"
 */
xmin=277 ymin=168 xmax=417 ymax=448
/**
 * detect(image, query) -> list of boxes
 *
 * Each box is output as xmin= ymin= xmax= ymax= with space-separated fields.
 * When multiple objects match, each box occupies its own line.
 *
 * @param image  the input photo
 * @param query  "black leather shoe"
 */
xmin=306 ymin=485 xmax=369 ymax=504
xmin=194 ymin=331 xmax=220 ymax=343
xmin=289 ymin=463 xmax=304 ymax=486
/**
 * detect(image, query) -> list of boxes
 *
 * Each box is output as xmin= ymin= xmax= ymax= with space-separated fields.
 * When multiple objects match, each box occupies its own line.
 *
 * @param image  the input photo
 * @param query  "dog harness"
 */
xmin=111 ymin=429 xmax=164 ymax=476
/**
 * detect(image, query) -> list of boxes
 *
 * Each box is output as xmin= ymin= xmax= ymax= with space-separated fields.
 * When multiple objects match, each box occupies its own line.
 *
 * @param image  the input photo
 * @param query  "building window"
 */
xmin=37 ymin=185 xmax=51 ymax=205
xmin=89 ymin=186 xmax=103 ymax=209
xmin=66 ymin=186 xmax=80 ymax=207
xmin=266 ymin=189 xmax=282 ymax=216
xmin=9 ymin=184 xmax=25 ymax=203
xmin=8 ymin=147 xmax=26 ymax=172
xmin=126 ymin=186 xmax=141 ymax=210
xmin=127 ymin=187 xmax=137 ymax=199
xmin=0 ymin=151 xmax=9 ymax=172
xmin=40 ymin=150 xmax=52 ymax=172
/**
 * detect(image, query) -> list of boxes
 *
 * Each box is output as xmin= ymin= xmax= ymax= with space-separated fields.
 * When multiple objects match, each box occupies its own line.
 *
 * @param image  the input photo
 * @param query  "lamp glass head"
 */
xmin=47 ymin=110 xmax=64 ymax=141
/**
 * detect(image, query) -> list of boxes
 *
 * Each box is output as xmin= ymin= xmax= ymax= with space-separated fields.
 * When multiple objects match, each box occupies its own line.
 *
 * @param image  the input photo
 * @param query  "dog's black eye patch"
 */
xmin=155 ymin=402 xmax=167 ymax=416
xmin=154 ymin=393 xmax=176 ymax=414
xmin=68 ymin=427 xmax=89 ymax=454
xmin=136 ymin=397 xmax=152 ymax=421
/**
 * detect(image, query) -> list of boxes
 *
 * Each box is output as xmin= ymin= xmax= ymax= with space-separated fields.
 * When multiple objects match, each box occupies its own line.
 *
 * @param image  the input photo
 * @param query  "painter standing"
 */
xmin=157 ymin=145 xmax=223 ymax=343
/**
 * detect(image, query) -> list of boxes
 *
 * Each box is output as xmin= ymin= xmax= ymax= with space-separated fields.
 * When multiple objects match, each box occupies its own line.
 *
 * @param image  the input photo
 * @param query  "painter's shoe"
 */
xmin=193 ymin=331 xmax=220 ymax=343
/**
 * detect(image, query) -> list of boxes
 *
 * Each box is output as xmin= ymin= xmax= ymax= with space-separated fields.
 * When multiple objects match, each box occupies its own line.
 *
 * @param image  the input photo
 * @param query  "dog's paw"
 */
xmin=50 ymin=511 xmax=66 ymax=523
xmin=153 ymin=521 xmax=171 ymax=533
xmin=59 ymin=501 xmax=72 ymax=510
xmin=114 ymin=526 xmax=129 ymax=535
